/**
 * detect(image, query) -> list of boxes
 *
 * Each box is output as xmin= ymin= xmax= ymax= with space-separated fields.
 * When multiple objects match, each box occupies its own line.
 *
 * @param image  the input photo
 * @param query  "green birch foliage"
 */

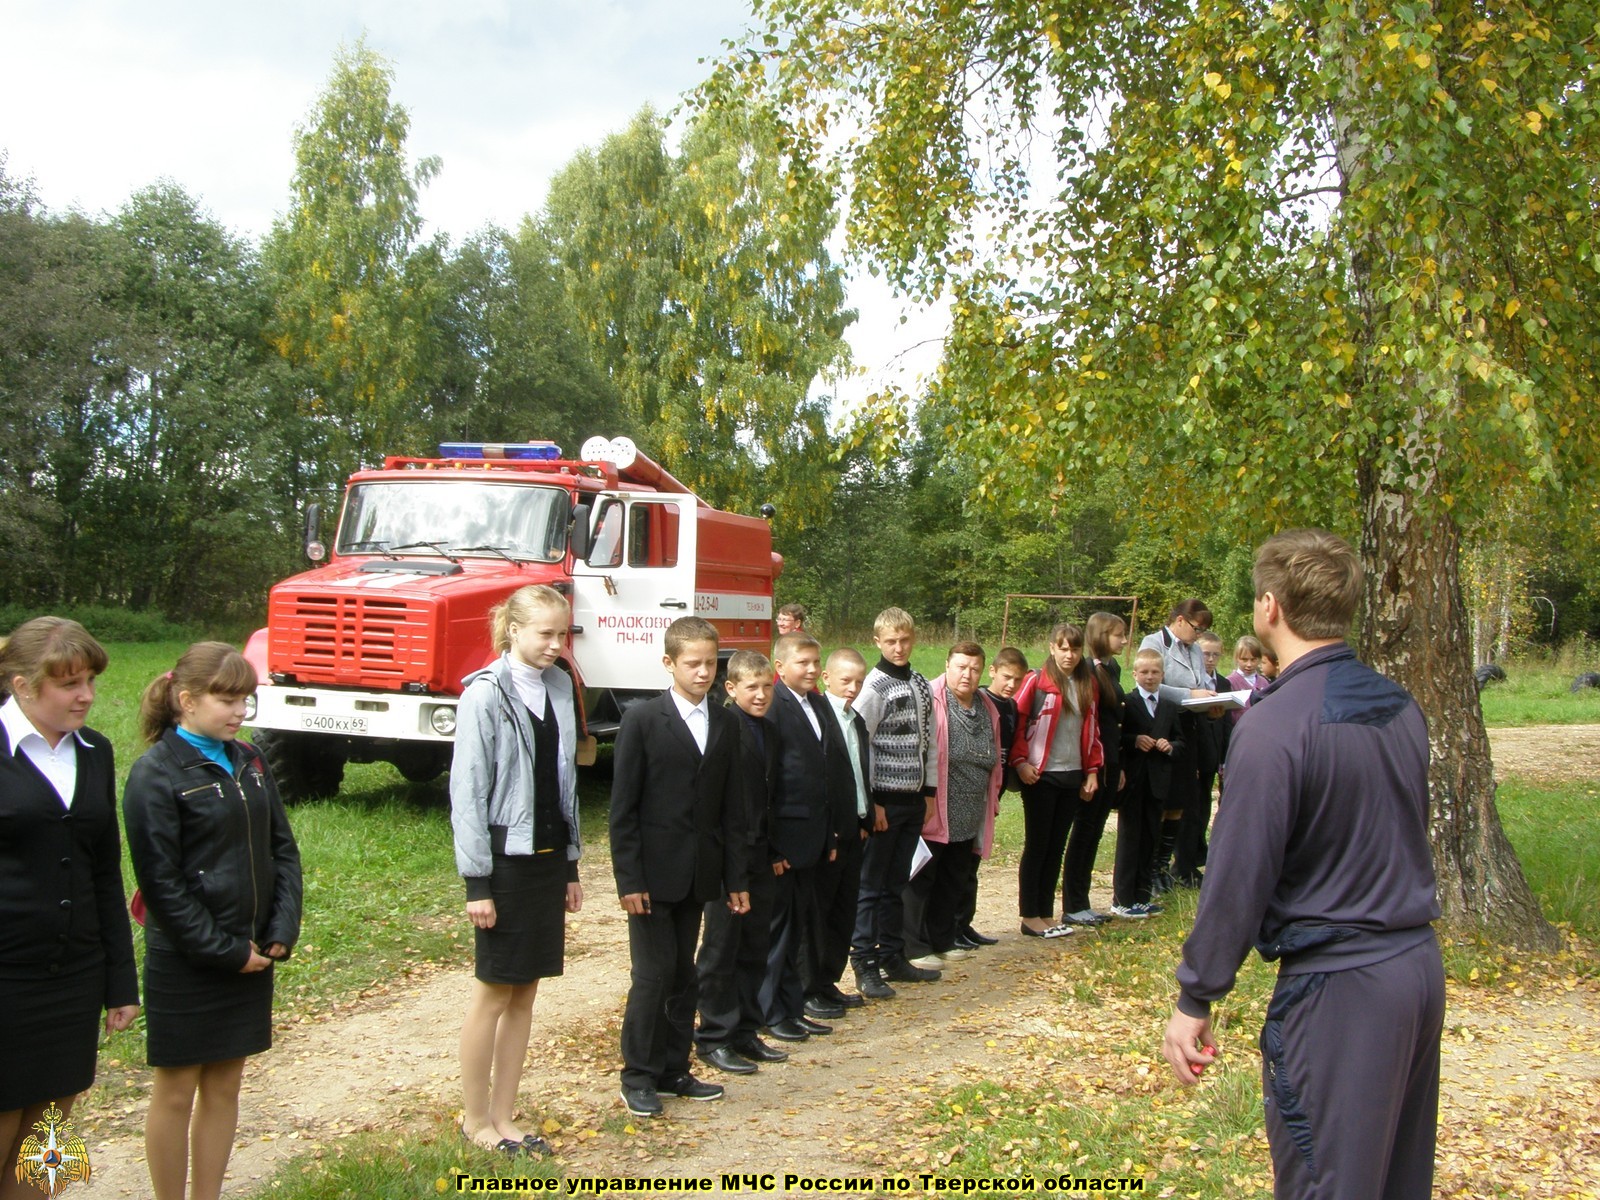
xmin=264 ymin=41 xmax=442 ymax=481
xmin=544 ymin=104 xmax=855 ymax=525
xmin=708 ymin=0 xmax=1600 ymax=541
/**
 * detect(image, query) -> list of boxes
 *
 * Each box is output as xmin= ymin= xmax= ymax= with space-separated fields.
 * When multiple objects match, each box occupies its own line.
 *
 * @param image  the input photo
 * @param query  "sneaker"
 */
xmin=1110 ymin=904 xmax=1151 ymax=919
xmin=1140 ymin=900 xmax=1165 ymax=916
xmin=657 ymin=1072 xmax=724 ymax=1101
xmin=880 ymin=954 xmax=941 ymax=983
xmin=1062 ymin=910 xmax=1111 ymax=927
xmin=853 ymin=962 xmax=895 ymax=999
xmin=620 ymin=1085 xmax=663 ymax=1116
xmin=1039 ymin=923 xmax=1076 ymax=938
xmin=940 ymin=945 xmax=976 ymax=960
xmin=908 ymin=952 xmax=945 ymax=970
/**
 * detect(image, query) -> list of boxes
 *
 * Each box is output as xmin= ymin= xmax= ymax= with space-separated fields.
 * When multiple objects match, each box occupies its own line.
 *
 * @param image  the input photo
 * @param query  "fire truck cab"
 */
xmin=243 ymin=436 xmax=779 ymax=801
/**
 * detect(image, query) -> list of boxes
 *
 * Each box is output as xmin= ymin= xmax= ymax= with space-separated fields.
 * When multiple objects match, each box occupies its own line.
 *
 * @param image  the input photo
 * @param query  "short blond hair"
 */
xmin=725 ymin=650 xmax=773 ymax=684
xmin=1133 ymin=647 xmax=1165 ymax=670
xmin=873 ymin=607 xmax=915 ymax=638
xmin=826 ymin=646 xmax=867 ymax=673
xmin=773 ymin=631 xmax=821 ymax=662
xmin=1253 ymin=529 xmax=1362 ymax=640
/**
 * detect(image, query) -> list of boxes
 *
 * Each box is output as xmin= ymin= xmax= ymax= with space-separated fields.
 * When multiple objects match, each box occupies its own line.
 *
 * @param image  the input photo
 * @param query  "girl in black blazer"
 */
xmin=124 ymin=643 xmax=302 ymax=1200
xmin=0 ymin=618 xmax=138 ymax=1178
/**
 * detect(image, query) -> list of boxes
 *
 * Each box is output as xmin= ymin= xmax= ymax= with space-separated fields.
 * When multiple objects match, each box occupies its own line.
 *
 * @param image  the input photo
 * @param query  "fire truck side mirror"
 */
xmin=303 ymin=503 xmax=326 ymax=563
xmin=760 ymin=504 xmax=777 ymax=521
xmin=568 ymin=502 xmax=593 ymax=561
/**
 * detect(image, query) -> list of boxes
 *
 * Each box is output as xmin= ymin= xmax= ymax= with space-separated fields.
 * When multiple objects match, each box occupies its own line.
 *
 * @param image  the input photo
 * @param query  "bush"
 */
xmin=0 ymin=604 xmax=199 ymax=644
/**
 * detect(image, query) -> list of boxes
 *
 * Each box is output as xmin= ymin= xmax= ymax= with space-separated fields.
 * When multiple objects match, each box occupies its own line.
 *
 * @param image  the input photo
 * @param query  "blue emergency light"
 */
xmin=439 ymin=442 xmax=563 ymax=461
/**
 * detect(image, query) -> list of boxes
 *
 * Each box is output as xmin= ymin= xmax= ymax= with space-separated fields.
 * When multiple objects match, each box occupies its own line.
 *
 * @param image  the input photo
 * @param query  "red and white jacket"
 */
xmin=1009 ymin=669 xmax=1104 ymax=777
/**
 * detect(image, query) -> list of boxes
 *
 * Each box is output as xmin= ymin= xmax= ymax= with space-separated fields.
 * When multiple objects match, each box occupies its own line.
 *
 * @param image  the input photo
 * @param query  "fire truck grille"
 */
xmin=274 ymin=594 xmax=431 ymax=681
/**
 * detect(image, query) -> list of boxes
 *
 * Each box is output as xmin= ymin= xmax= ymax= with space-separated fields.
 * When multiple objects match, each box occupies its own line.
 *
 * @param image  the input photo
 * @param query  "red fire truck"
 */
xmin=243 ymin=436 xmax=780 ymax=801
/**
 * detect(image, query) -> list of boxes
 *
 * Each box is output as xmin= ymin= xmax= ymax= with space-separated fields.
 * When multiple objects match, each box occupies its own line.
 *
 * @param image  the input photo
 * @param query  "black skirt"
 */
xmin=143 ymin=944 xmax=275 ymax=1068
xmin=474 ymin=850 xmax=567 ymax=985
xmin=0 ymin=963 xmax=104 ymax=1109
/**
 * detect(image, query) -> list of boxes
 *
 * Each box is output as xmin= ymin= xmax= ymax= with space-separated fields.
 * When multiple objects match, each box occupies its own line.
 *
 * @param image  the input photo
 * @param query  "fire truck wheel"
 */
xmin=254 ymin=730 xmax=346 ymax=804
xmin=392 ymin=746 xmax=449 ymax=785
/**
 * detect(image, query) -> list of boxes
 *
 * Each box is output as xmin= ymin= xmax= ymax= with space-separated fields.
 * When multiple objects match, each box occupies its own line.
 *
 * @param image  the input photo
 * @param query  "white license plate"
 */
xmin=301 ymin=714 xmax=367 ymax=734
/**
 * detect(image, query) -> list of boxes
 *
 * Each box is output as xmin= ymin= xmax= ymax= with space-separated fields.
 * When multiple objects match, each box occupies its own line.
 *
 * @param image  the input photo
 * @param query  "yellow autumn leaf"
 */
xmin=1504 ymin=298 xmax=1520 ymax=318
xmin=1384 ymin=32 xmax=1401 ymax=50
xmin=1526 ymin=110 xmax=1543 ymax=133
xmin=1412 ymin=51 xmax=1432 ymax=69
xmin=1203 ymin=71 xmax=1222 ymax=90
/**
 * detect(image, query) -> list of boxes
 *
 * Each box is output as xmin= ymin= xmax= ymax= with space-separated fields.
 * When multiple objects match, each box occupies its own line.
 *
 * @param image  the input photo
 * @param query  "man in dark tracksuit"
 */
xmin=1163 ymin=529 xmax=1444 ymax=1200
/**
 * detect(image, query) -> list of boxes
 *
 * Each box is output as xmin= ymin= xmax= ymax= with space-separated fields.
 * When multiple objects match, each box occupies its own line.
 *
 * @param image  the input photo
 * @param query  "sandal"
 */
xmin=520 ymin=1134 xmax=554 ymax=1156
xmin=459 ymin=1122 xmax=522 ymax=1158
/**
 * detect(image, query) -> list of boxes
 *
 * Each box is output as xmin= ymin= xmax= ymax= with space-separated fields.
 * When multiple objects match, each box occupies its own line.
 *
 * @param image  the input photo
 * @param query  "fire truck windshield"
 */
xmin=336 ymin=481 xmax=569 ymax=563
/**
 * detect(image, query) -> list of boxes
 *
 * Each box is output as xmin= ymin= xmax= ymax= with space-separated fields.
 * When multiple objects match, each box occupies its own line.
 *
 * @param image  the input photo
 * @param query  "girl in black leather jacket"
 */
xmin=124 ymin=642 xmax=301 ymax=1200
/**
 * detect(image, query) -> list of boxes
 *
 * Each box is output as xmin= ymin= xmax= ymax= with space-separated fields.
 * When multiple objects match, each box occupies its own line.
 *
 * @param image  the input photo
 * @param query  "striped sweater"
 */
xmin=855 ymin=660 xmax=936 ymax=795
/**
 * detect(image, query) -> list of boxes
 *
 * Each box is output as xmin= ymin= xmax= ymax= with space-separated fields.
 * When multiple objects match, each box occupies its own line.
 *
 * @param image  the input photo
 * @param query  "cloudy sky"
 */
xmin=1 ymin=0 xmax=945 ymax=408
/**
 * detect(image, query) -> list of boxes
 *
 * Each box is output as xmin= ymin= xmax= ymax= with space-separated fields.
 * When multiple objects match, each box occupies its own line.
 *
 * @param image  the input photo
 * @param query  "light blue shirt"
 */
xmin=826 ymin=692 xmax=869 ymax=818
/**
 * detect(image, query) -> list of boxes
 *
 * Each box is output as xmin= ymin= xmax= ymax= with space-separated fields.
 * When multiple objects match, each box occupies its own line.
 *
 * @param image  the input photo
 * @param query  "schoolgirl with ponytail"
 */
xmin=124 ymin=642 xmax=302 ymax=1200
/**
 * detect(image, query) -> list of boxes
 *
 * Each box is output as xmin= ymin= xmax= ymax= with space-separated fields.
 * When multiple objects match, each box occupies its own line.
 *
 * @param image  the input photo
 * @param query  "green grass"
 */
xmin=1494 ymin=778 xmax=1600 ymax=940
xmin=1477 ymin=662 xmax=1600 ymax=726
xmin=256 ymin=1121 xmax=561 ymax=1199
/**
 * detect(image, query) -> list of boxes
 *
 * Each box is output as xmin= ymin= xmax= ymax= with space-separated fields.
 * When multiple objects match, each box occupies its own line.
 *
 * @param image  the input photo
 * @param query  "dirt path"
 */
xmin=1486 ymin=722 xmax=1600 ymax=784
xmin=75 ymin=724 xmax=1600 ymax=1196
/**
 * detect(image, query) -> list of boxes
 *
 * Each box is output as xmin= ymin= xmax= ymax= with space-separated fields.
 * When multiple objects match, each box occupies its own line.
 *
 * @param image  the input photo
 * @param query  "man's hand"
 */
xmin=620 ymin=892 xmax=651 ymax=915
xmin=727 ymin=891 xmax=750 ymax=914
xmin=1134 ymin=734 xmax=1156 ymax=753
xmin=1162 ymin=1008 xmax=1219 ymax=1085
xmin=873 ymin=804 xmax=888 ymax=833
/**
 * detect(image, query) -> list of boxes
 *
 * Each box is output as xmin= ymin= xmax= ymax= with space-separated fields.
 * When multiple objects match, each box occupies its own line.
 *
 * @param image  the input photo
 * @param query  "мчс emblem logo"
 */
xmin=14 ymin=1103 xmax=91 ymax=1197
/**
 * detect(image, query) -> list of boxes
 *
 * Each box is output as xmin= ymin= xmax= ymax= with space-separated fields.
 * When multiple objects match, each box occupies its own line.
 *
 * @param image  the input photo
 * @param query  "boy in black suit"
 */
xmin=1112 ymin=649 xmax=1185 ymax=918
xmin=759 ymin=631 xmax=840 ymax=1042
xmin=695 ymin=651 xmax=788 ymax=1075
xmin=612 ymin=618 xmax=750 ymax=1117
xmin=805 ymin=647 xmax=874 ymax=1009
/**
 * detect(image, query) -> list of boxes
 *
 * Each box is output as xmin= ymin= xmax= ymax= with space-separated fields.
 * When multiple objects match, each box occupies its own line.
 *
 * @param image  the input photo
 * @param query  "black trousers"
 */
xmin=1262 ymin=936 xmax=1444 ymax=1198
xmin=802 ymin=831 xmax=862 ymax=998
xmin=1017 ymin=771 xmax=1083 ymax=919
xmin=1111 ymin=787 xmax=1163 ymax=907
xmin=759 ymin=864 xmax=816 ymax=1025
xmin=695 ymin=862 xmax=776 ymax=1050
xmin=907 ymin=836 xmax=977 ymax=952
xmin=1061 ymin=768 xmax=1115 ymax=915
xmin=850 ymin=794 xmax=923 ymax=965
xmin=621 ymin=896 xmax=701 ymax=1090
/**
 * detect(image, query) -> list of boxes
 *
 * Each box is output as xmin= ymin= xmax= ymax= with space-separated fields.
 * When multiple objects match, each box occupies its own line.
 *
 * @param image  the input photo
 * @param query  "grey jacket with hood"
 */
xmin=450 ymin=654 xmax=581 ymax=899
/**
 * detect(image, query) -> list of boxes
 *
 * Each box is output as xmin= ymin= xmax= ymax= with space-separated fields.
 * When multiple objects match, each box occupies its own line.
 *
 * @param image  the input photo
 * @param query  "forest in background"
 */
xmin=2 ymin=40 xmax=1596 ymax=657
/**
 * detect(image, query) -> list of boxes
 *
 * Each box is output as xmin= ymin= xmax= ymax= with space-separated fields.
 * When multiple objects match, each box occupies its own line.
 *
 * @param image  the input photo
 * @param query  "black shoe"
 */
xmin=880 ymin=954 xmax=940 ymax=983
xmin=620 ymin=1086 xmax=663 ymax=1117
xmin=700 ymin=1044 xmax=758 ymax=1074
xmin=519 ymin=1134 xmax=553 ymax=1157
xmin=953 ymin=933 xmax=981 ymax=950
xmin=853 ymin=963 xmax=895 ymax=1000
xmin=766 ymin=1018 xmax=810 ymax=1042
xmin=734 ymin=1036 xmax=789 ymax=1063
xmin=803 ymin=997 xmax=845 ymax=1020
xmin=794 ymin=1014 xmax=833 ymax=1035
xmin=658 ymin=1072 xmax=724 ymax=1101
xmin=960 ymin=925 xmax=999 ymax=946
xmin=822 ymin=984 xmax=866 ymax=1009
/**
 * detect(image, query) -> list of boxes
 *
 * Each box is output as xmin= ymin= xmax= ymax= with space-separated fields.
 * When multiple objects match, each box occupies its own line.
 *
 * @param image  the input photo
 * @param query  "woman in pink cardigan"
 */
xmin=907 ymin=642 xmax=1006 ymax=965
